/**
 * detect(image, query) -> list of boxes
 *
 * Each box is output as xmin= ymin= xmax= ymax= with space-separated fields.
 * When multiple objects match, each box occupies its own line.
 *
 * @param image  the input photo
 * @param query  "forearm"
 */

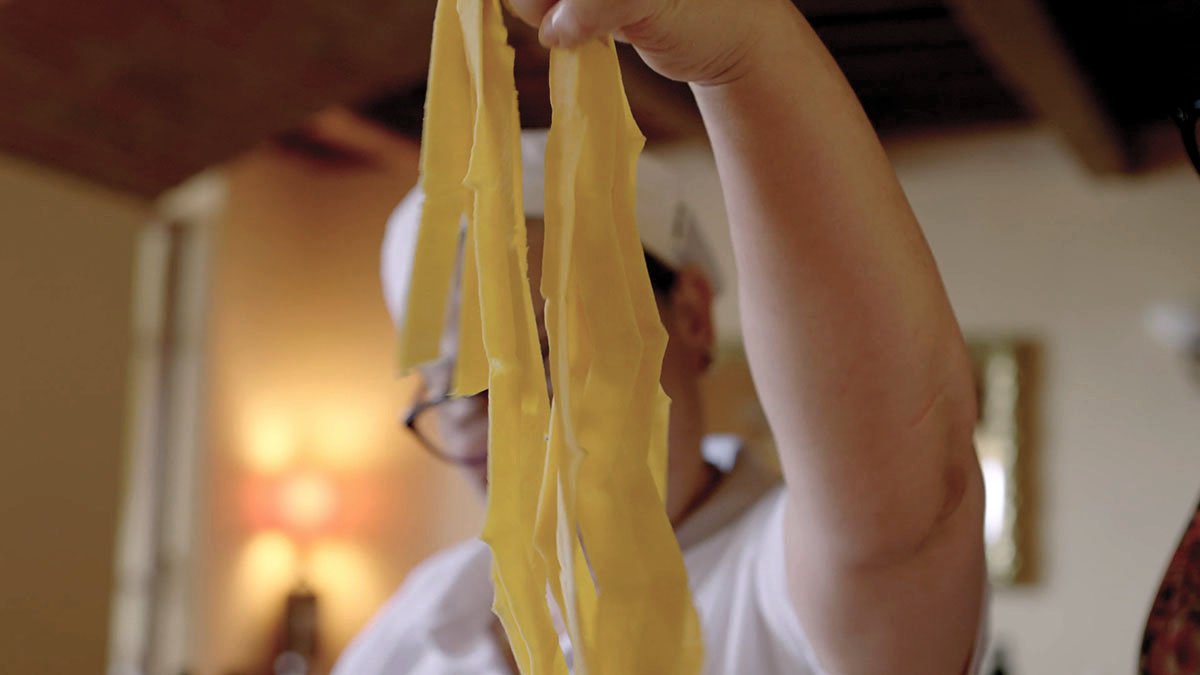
xmin=691 ymin=0 xmax=979 ymax=562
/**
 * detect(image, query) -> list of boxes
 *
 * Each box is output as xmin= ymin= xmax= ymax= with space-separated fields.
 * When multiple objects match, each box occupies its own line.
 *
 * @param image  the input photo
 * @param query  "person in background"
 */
xmin=1139 ymin=93 xmax=1200 ymax=675
xmin=337 ymin=0 xmax=989 ymax=672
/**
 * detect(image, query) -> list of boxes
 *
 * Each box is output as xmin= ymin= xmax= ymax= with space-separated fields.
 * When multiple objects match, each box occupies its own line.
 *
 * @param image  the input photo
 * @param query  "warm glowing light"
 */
xmin=308 ymin=539 xmax=382 ymax=650
xmin=278 ymin=472 xmax=340 ymax=536
xmin=245 ymin=415 xmax=296 ymax=473
xmin=241 ymin=531 xmax=299 ymax=581
xmin=308 ymin=406 xmax=382 ymax=471
xmin=232 ymin=531 xmax=300 ymax=627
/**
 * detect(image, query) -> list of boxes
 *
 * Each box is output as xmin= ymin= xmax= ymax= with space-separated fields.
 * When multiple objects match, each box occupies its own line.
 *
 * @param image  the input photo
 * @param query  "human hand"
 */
xmin=504 ymin=0 xmax=789 ymax=85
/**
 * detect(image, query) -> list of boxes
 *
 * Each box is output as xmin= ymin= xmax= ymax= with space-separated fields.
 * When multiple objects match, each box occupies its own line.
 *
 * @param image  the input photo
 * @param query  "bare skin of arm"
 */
xmin=507 ymin=0 xmax=986 ymax=672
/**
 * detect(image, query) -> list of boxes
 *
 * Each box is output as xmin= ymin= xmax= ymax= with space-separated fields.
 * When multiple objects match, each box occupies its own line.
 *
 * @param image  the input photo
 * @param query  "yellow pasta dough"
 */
xmin=396 ymin=0 xmax=472 ymax=372
xmin=400 ymin=0 xmax=703 ymax=672
xmin=543 ymin=41 xmax=703 ymax=674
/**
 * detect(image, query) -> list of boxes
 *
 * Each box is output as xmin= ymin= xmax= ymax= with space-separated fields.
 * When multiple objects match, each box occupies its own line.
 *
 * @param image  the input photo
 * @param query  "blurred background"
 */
xmin=2 ymin=0 xmax=1199 ymax=674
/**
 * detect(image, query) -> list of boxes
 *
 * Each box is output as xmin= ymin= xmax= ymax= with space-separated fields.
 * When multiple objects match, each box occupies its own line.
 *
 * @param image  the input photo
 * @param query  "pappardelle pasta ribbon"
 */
xmin=399 ymin=0 xmax=703 ymax=671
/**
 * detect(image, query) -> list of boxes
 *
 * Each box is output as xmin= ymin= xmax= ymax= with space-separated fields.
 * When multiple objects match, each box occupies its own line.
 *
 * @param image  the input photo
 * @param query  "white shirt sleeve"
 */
xmin=752 ymin=491 xmax=824 ymax=669
xmin=687 ymin=489 xmax=822 ymax=674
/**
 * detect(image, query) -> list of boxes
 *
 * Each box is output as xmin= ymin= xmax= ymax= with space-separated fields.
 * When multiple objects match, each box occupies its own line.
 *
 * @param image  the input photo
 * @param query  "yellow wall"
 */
xmin=197 ymin=136 xmax=483 ymax=674
xmin=0 ymin=155 xmax=147 ymax=673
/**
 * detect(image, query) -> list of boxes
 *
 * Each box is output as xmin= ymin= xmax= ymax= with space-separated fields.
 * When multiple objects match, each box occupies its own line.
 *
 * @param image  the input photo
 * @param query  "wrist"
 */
xmin=688 ymin=0 xmax=798 ymax=88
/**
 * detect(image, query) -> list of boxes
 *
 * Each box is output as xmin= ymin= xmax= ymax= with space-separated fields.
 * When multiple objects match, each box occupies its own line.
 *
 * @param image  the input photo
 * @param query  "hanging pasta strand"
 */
xmin=451 ymin=188 xmax=489 ymax=397
xmin=458 ymin=0 xmax=566 ymax=672
xmin=542 ymin=38 xmax=704 ymax=674
xmin=405 ymin=0 xmax=703 ymax=672
xmin=396 ymin=0 xmax=474 ymax=371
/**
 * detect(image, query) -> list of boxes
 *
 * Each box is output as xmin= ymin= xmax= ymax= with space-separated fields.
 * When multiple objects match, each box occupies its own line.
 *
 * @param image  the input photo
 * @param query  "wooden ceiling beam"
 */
xmin=0 ymin=0 xmax=1028 ymax=197
xmin=798 ymin=0 xmax=943 ymax=19
xmin=943 ymin=0 xmax=1132 ymax=173
xmin=0 ymin=0 xmax=439 ymax=196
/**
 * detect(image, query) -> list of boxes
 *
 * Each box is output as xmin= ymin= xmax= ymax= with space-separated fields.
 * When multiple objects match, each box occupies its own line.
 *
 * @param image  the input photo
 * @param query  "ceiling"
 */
xmin=358 ymin=1 xmax=1026 ymax=143
xmin=0 ymin=0 xmax=1194 ymax=197
xmin=1044 ymin=0 xmax=1200 ymax=128
xmin=0 ymin=0 xmax=438 ymax=195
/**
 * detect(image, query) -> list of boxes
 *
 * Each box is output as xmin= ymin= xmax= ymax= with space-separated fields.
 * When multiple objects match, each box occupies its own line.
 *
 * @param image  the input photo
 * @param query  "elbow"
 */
xmin=833 ymin=439 xmax=983 ymax=574
xmin=840 ymin=372 xmax=984 ymax=570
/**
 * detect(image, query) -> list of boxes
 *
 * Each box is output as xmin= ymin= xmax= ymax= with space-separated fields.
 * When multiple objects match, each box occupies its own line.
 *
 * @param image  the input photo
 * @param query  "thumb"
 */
xmin=504 ymin=0 xmax=556 ymax=30
xmin=538 ymin=0 xmax=650 ymax=48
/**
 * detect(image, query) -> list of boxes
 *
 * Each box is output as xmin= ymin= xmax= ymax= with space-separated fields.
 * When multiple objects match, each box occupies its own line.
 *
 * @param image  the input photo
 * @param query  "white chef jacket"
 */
xmin=334 ymin=454 xmax=987 ymax=674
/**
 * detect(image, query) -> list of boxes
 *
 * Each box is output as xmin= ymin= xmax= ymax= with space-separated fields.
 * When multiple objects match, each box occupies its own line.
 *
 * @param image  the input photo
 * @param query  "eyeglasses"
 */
xmin=1173 ymin=99 xmax=1200 ymax=176
xmin=402 ymin=386 xmax=489 ymax=467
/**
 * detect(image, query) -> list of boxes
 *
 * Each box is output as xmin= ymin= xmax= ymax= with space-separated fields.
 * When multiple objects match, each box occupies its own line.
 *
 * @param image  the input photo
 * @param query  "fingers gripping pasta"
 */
xmin=400 ymin=0 xmax=703 ymax=671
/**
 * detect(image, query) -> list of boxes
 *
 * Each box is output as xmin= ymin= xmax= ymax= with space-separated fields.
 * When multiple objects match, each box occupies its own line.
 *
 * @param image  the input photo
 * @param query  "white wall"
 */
xmin=659 ymin=126 xmax=1200 ymax=674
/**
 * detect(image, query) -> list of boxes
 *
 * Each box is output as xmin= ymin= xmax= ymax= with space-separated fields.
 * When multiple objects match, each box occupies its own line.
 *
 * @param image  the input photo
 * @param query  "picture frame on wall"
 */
xmin=968 ymin=337 xmax=1039 ymax=586
xmin=704 ymin=339 xmax=1040 ymax=586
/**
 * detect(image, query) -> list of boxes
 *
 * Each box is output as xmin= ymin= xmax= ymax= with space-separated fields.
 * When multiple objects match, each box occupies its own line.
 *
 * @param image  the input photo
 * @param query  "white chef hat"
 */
xmin=382 ymin=129 xmax=722 ymax=331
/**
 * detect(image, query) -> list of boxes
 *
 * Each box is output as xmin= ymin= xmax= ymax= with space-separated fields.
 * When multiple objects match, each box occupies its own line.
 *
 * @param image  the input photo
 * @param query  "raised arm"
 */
xmin=684 ymin=6 xmax=985 ymax=673
xmin=512 ymin=0 xmax=986 ymax=672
